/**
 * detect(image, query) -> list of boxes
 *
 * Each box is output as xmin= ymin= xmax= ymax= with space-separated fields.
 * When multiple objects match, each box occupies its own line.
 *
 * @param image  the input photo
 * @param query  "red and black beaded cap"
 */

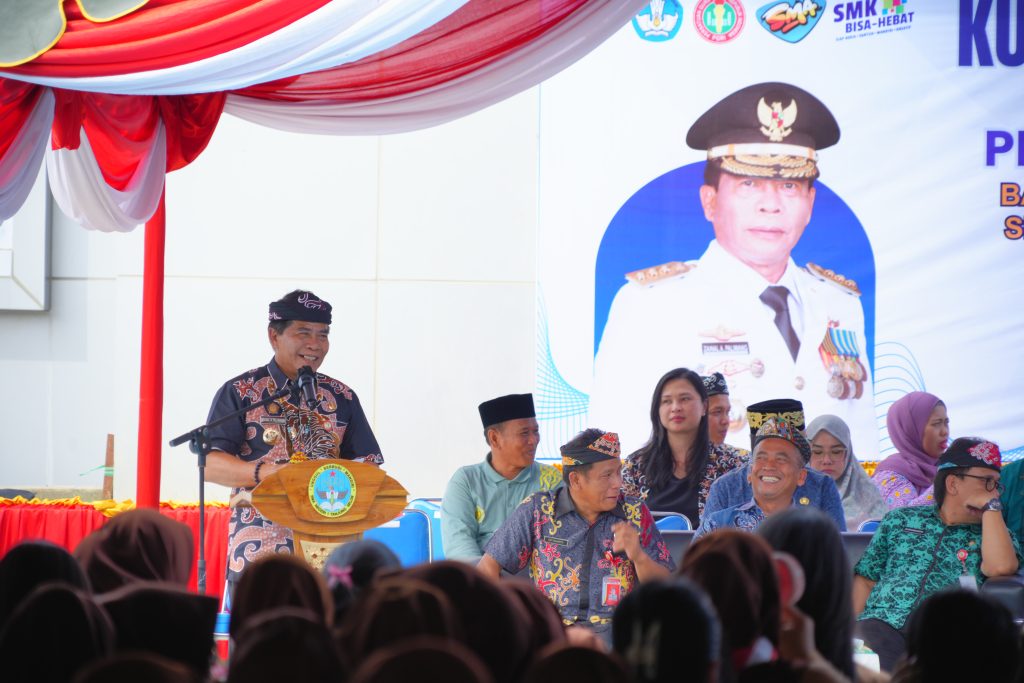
xmin=937 ymin=437 xmax=1002 ymax=473
xmin=560 ymin=431 xmax=621 ymax=467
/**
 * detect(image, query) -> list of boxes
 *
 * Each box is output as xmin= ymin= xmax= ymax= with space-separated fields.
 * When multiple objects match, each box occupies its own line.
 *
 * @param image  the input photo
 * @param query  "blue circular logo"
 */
xmin=308 ymin=464 xmax=356 ymax=518
xmin=632 ymin=0 xmax=684 ymax=42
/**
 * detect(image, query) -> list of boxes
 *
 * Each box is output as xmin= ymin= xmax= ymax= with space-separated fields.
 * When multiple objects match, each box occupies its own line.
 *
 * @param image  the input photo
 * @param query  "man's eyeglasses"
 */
xmin=957 ymin=473 xmax=1004 ymax=493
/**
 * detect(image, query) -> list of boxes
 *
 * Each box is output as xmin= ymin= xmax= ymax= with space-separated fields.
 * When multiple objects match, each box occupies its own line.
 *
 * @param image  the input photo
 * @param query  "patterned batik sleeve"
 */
xmin=853 ymin=512 xmax=893 ymax=581
xmin=694 ymin=511 xmax=720 ymax=539
xmin=205 ymin=381 xmax=246 ymax=455
xmin=636 ymin=503 xmax=676 ymax=571
xmin=873 ymin=471 xmax=933 ymax=509
xmin=482 ymin=495 xmax=536 ymax=573
xmin=620 ymin=456 xmax=644 ymax=499
xmin=339 ymin=390 xmax=384 ymax=464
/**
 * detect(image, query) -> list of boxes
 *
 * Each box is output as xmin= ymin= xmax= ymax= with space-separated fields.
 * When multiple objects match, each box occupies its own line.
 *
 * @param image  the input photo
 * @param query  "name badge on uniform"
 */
xmin=702 ymin=342 xmax=750 ymax=355
xmin=903 ymin=527 xmax=924 ymax=535
xmin=601 ymin=576 xmax=622 ymax=607
xmin=543 ymin=536 xmax=568 ymax=547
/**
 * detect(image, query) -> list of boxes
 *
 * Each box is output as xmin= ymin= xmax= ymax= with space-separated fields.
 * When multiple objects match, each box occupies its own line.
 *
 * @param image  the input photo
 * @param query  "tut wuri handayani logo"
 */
xmin=309 ymin=463 xmax=357 ymax=518
xmin=632 ymin=0 xmax=683 ymax=42
xmin=758 ymin=1 xmax=825 ymax=43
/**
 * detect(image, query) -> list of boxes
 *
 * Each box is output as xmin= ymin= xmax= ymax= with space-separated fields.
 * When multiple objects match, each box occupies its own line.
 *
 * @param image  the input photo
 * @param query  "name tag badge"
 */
xmin=601 ymin=576 xmax=622 ymax=607
xmin=542 ymin=536 xmax=568 ymax=547
xmin=903 ymin=527 xmax=924 ymax=535
xmin=702 ymin=342 xmax=750 ymax=355
xmin=959 ymin=574 xmax=980 ymax=591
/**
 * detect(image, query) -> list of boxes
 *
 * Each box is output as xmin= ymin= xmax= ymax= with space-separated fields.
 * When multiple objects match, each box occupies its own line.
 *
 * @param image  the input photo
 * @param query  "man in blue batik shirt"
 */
xmin=697 ymin=401 xmax=841 ymax=536
xmin=702 ymin=399 xmax=846 ymax=530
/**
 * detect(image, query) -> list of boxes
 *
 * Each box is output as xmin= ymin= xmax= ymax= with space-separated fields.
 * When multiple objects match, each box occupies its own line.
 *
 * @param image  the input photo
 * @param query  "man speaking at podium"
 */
xmin=204 ymin=290 xmax=384 ymax=591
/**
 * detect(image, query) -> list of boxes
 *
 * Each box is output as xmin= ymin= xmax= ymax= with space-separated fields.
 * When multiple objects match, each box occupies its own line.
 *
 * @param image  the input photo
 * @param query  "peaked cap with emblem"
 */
xmin=686 ymin=82 xmax=840 ymax=180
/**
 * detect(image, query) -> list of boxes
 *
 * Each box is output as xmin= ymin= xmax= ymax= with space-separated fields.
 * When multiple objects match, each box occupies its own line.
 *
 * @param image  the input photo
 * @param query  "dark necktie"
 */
xmin=760 ymin=285 xmax=800 ymax=361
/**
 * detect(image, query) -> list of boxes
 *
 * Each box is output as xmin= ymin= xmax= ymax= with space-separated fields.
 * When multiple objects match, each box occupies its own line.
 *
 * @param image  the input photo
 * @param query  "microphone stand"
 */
xmin=168 ymin=385 xmax=295 ymax=595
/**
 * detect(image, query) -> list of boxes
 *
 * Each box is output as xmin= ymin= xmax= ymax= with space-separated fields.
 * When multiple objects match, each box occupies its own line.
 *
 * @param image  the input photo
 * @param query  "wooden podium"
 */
xmin=251 ymin=459 xmax=408 ymax=570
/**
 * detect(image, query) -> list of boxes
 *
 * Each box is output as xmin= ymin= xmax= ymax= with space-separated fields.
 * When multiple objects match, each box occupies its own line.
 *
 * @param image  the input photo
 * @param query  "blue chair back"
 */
xmin=653 ymin=511 xmax=693 ymax=531
xmin=408 ymin=497 xmax=445 ymax=561
xmin=365 ymin=507 xmax=432 ymax=566
xmin=857 ymin=519 xmax=881 ymax=533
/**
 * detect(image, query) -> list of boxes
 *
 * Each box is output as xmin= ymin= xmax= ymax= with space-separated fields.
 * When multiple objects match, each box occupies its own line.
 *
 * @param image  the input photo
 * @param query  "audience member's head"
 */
xmin=342 ymin=576 xmax=460 ymax=659
xmin=74 ymin=508 xmax=193 ymax=594
xmin=0 ymin=584 xmax=113 ymax=682
xmin=899 ymin=589 xmax=1019 ymax=683
xmin=98 ymin=582 xmax=218 ymax=674
xmin=349 ymin=636 xmax=493 ymax=683
xmin=0 ymin=539 xmax=89 ymax=631
xmin=229 ymin=553 xmax=333 ymax=641
xmin=401 ymin=561 xmax=531 ymax=683
xmin=502 ymin=579 xmax=567 ymax=661
xmin=525 ymin=643 xmax=631 ymax=683
xmin=74 ymin=652 xmax=202 ymax=683
xmin=229 ymin=607 xmax=347 ymax=683
xmin=612 ymin=577 xmax=721 ymax=683
xmin=679 ymin=530 xmax=780 ymax=681
xmin=323 ymin=539 xmax=400 ymax=621
xmin=758 ymin=506 xmax=854 ymax=679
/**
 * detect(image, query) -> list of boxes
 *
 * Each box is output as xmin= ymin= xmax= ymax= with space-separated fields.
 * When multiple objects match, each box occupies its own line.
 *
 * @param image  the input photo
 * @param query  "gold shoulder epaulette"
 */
xmin=805 ymin=262 xmax=861 ymax=296
xmin=626 ymin=261 xmax=695 ymax=287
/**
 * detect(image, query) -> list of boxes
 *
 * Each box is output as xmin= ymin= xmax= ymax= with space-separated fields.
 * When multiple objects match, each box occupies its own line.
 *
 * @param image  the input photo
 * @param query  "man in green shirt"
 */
xmin=441 ymin=393 xmax=560 ymax=562
xmin=853 ymin=437 xmax=1021 ymax=672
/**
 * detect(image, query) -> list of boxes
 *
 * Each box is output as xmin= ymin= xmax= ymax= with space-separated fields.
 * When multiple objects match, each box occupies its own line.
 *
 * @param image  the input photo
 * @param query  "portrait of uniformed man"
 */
xmin=589 ymin=82 xmax=875 ymax=457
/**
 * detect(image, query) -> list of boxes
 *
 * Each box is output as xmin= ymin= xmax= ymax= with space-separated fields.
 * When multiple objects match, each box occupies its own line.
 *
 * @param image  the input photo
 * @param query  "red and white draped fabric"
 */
xmin=0 ymin=0 xmax=646 ymax=230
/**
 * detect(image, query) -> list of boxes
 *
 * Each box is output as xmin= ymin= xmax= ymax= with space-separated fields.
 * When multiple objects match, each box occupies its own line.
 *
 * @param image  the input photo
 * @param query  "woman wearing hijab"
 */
xmin=0 ymin=540 xmax=89 ymax=631
xmin=871 ymin=392 xmax=949 ymax=509
xmin=807 ymin=415 xmax=887 ymax=530
xmin=74 ymin=508 xmax=193 ymax=595
xmin=621 ymin=368 xmax=747 ymax=525
xmin=229 ymin=553 xmax=333 ymax=642
xmin=0 ymin=584 xmax=114 ymax=682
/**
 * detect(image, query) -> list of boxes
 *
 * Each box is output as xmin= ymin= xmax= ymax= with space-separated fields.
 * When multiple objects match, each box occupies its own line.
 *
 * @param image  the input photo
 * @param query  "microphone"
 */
xmin=296 ymin=365 xmax=318 ymax=408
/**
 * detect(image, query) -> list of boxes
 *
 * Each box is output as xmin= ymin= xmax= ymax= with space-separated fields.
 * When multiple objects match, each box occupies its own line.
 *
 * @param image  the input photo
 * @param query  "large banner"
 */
xmin=535 ymin=1 xmax=1024 ymax=462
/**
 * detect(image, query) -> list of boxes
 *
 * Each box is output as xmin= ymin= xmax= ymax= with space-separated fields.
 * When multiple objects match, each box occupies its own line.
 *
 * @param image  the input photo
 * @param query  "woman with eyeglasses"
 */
xmin=807 ymin=415 xmax=887 ymax=531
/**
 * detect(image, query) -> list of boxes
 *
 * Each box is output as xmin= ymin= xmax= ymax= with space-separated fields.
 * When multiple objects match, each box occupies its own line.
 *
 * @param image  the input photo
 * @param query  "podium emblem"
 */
xmin=308 ymin=463 xmax=357 ymax=518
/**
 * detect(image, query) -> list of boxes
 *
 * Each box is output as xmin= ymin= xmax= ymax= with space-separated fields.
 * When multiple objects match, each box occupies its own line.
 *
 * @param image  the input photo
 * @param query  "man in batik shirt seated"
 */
xmin=478 ymin=428 xmax=674 ymax=636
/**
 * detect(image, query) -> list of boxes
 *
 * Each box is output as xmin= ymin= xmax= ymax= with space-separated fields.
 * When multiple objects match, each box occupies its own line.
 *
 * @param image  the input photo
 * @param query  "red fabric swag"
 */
xmin=0 ymin=79 xmax=43 ymax=161
xmin=5 ymin=0 xmax=332 ymax=78
xmin=238 ymin=0 xmax=589 ymax=102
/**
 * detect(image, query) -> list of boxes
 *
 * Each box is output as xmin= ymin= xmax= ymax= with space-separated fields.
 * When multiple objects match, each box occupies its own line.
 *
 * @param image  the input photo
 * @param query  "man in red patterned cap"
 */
xmin=478 ymin=428 xmax=673 ymax=636
xmin=854 ymin=437 xmax=1021 ymax=671
xmin=204 ymin=290 xmax=383 ymax=592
